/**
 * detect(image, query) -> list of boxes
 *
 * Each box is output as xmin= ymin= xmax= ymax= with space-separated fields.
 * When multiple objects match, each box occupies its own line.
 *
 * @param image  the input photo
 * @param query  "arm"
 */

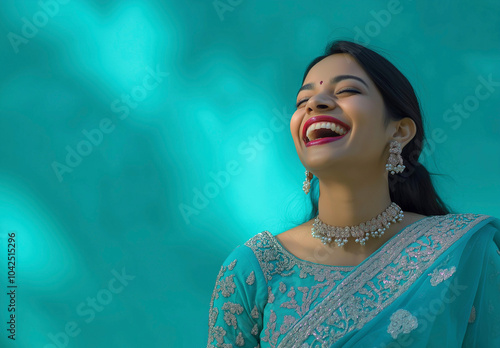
xmin=207 ymin=244 xmax=268 ymax=348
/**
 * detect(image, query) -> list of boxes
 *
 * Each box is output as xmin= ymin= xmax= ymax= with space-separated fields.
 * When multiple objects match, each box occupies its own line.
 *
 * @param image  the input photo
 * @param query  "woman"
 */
xmin=207 ymin=40 xmax=500 ymax=347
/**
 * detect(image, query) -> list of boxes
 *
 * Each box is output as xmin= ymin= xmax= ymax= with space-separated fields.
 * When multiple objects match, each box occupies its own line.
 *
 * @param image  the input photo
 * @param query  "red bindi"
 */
xmin=320 ymin=81 xmax=323 ymax=85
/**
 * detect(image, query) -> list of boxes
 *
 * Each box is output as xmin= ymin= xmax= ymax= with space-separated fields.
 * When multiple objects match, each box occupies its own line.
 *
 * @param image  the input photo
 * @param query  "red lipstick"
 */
xmin=302 ymin=115 xmax=351 ymax=147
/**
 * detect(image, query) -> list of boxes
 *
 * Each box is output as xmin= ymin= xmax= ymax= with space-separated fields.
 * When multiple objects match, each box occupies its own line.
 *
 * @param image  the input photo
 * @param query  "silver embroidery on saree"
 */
xmin=244 ymin=229 xmax=352 ymax=346
xmin=428 ymin=266 xmax=457 ymax=286
xmin=271 ymin=214 xmax=490 ymax=346
xmin=387 ymin=309 xmax=418 ymax=339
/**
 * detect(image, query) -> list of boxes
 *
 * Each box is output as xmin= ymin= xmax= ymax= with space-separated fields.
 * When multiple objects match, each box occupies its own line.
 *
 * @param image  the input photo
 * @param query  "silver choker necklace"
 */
xmin=311 ymin=202 xmax=404 ymax=247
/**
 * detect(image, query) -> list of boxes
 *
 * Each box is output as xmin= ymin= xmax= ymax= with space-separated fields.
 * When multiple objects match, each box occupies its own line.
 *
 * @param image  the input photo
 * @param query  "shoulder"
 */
xmin=242 ymin=230 xmax=300 ymax=282
xmin=215 ymin=231 xmax=277 ymax=279
xmin=420 ymin=213 xmax=499 ymax=247
xmin=218 ymin=239 xmax=263 ymax=275
xmin=243 ymin=230 xmax=281 ymax=267
xmin=243 ymin=230 xmax=277 ymax=248
xmin=242 ymin=230 xmax=282 ymax=260
xmin=421 ymin=213 xmax=494 ymax=230
xmin=210 ymin=236 xmax=270 ymax=304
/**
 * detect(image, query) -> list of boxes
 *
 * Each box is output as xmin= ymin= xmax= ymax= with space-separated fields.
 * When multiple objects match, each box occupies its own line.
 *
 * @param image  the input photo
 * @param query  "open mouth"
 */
xmin=302 ymin=116 xmax=351 ymax=145
xmin=305 ymin=122 xmax=347 ymax=142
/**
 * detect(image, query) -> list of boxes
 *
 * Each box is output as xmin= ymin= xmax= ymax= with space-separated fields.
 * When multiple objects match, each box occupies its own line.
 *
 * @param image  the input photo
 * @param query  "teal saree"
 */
xmin=207 ymin=214 xmax=500 ymax=347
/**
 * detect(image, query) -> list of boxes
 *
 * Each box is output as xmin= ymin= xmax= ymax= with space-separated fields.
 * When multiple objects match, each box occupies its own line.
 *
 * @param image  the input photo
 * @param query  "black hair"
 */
xmin=300 ymin=40 xmax=450 ymax=221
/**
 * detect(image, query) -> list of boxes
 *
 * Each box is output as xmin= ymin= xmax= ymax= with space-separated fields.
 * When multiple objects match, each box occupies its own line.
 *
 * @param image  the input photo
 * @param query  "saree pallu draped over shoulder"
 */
xmin=207 ymin=214 xmax=500 ymax=348
xmin=279 ymin=214 xmax=500 ymax=347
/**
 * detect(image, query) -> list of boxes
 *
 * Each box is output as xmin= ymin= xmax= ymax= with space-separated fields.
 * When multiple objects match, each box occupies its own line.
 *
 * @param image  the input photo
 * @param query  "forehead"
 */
xmin=304 ymin=53 xmax=368 ymax=82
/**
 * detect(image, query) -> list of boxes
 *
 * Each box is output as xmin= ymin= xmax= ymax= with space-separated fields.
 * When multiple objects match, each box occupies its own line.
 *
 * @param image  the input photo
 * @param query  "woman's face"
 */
xmin=290 ymin=53 xmax=395 ymax=176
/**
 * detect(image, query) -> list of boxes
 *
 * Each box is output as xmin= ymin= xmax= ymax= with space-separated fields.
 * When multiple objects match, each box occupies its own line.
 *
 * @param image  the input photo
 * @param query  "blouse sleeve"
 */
xmin=462 ymin=219 xmax=500 ymax=347
xmin=207 ymin=244 xmax=268 ymax=348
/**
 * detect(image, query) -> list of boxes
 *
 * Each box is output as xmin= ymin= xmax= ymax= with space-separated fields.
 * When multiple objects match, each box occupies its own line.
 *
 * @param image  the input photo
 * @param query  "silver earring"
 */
xmin=386 ymin=141 xmax=405 ymax=174
xmin=303 ymin=170 xmax=312 ymax=194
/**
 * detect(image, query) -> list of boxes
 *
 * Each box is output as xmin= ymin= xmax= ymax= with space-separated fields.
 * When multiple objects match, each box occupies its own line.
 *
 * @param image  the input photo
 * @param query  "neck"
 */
xmin=316 ymin=174 xmax=392 ymax=227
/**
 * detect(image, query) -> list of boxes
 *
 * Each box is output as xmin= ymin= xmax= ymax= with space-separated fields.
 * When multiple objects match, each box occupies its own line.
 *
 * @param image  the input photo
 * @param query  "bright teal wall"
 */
xmin=0 ymin=1 xmax=499 ymax=347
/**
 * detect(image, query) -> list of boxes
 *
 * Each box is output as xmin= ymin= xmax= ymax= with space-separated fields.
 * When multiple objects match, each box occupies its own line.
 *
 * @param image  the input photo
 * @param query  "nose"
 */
xmin=306 ymin=94 xmax=336 ymax=113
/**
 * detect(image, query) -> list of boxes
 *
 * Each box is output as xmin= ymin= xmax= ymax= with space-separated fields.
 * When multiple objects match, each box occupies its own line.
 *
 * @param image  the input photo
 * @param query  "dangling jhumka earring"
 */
xmin=302 ymin=170 xmax=312 ymax=194
xmin=386 ymin=140 xmax=405 ymax=174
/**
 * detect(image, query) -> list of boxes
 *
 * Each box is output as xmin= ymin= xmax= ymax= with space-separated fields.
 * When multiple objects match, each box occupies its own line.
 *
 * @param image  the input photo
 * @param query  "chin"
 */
xmin=302 ymin=153 xmax=347 ymax=170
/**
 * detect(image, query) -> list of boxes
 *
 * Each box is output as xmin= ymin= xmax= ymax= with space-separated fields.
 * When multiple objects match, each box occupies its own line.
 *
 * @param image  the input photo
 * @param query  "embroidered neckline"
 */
xmin=263 ymin=231 xmax=354 ymax=271
xmin=263 ymin=215 xmax=434 ymax=270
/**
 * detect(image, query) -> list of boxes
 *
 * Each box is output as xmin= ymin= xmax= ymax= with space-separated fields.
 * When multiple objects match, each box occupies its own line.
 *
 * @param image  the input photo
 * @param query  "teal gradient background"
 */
xmin=0 ymin=1 xmax=499 ymax=347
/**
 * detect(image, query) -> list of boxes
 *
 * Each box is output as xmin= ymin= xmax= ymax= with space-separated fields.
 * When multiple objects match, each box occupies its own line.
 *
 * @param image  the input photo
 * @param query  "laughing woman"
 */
xmin=206 ymin=40 xmax=500 ymax=347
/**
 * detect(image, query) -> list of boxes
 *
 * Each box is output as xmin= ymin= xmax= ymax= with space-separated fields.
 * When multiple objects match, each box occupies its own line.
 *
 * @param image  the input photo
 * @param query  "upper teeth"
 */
xmin=306 ymin=122 xmax=347 ymax=140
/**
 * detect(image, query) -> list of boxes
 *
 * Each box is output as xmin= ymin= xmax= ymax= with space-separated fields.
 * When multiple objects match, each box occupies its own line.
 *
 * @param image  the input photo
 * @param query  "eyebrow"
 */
xmin=296 ymin=75 xmax=369 ymax=96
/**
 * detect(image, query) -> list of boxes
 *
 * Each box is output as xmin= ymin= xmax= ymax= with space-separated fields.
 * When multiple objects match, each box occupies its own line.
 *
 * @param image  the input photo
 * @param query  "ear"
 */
xmin=390 ymin=117 xmax=417 ymax=148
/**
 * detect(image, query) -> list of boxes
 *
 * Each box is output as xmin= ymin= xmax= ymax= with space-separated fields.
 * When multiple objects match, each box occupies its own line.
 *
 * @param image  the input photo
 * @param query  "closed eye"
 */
xmin=295 ymin=89 xmax=360 ymax=108
xmin=296 ymin=99 xmax=308 ymax=108
xmin=337 ymin=88 xmax=360 ymax=95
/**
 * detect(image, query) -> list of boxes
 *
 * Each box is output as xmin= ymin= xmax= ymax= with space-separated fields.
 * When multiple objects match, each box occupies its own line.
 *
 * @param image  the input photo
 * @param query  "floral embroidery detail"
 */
xmin=228 ymin=259 xmax=237 ymax=270
xmin=277 ymin=214 xmax=490 ymax=346
xmin=246 ymin=271 xmax=255 ymax=285
xmin=236 ymin=332 xmax=245 ymax=346
xmin=245 ymin=231 xmax=353 ymax=282
xmin=211 ymin=326 xmax=227 ymax=345
xmin=222 ymin=302 xmax=244 ymax=329
xmin=262 ymin=310 xmax=280 ymax=346
xmin=208 ymin=263 xmax=232 ymax=345
xmin=428 ymin=266 xmax=457 ymax=286
xmin=251 ymin=305 xmax=259 ymax=319
xmin=469 ymin=305 xmax=476 ymax=323
xmin=387 ymin=309 xmax=418 ymax=339
xmin=243 ymin=229 xmax=350 ymax=344
xmin=299 ymin=265 xmax=343 ymax=281
xmin=207 ymin=247 xmax=267 ymax=347
xmin=244 ymin=224 xmax=411 ymax=346
xmin=210 ymin=213 xmax=491 ymax=347
xmin=251 ymin=323 xmax=259 ymax=335
xmin=220 ymin=274 xmax=236 ymax=297
xmin=280 ymin=315 xmax=297 ymax=334
xmin=267 ymin=286 xmax=275 ymax=303
xmin=212 ymin=267 xmax=226 ymax=301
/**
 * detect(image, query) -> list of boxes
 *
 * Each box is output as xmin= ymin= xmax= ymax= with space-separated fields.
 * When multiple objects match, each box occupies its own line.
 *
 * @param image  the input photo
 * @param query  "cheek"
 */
xmin=290 ymin=110 xmax=303 ymax=138
xmin=345 ymin=99 xmax=385 ymax=130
